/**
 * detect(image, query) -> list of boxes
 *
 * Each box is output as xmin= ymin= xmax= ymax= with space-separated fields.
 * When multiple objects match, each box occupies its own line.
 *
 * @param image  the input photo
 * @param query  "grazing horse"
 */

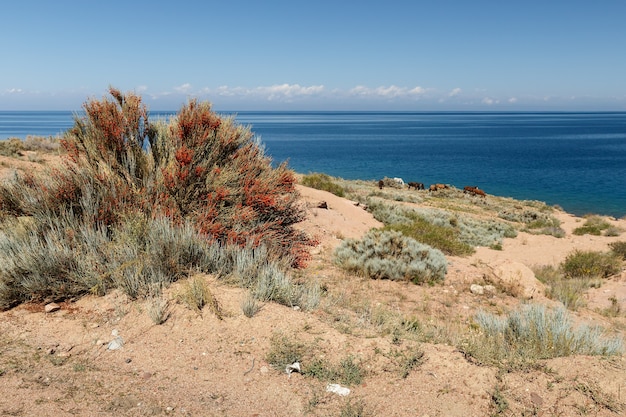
xmin=407 ymin=182 xmax=425 ymax=190
xmin=378 ymin=179 xmax=384 ymax=189
xmin=429 ymin=183 xmax=449 ymax=192
xmin=464 ymin=185 xmax=486 ymax=198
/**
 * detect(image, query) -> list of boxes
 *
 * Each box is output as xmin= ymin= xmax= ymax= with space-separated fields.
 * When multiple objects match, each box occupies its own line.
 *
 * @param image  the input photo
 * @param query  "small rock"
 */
xmin=326 ymin=383 xmax=350 ymax=396
xmin=260 ymin=366 xmax=269 ymax=374
xmin=111 ymin=329 xmax=119 ymax=337
xmin=107 ymin=336 xmax=124 ymax=350
xmin=484 ymin=285 xmax=496 ymax=294
xmin=44 ymin=302 xmax=61 ymax=313
xmin=530 ymin=392 xmax=543 ymax=407
xmin=470 ymin=284 xmax=484 ymax=295
xmin=317 ymin=201 xmax=328 ymax=209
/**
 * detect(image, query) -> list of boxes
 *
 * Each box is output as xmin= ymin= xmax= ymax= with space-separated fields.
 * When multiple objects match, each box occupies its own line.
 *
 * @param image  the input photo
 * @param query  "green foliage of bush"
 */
xmin=0 ymin=138 xmax=25 ymax=157
xmin=561 ymin=249 xmax=621 ymax=279
xmin=609 ymin=241 xmax=626 ymax=260
xmin=498 ymin=209 xmax=566 ymax=237
xmin=385 ymin=217 xmax=474 ymax=256
xmin=334 ymin=229 xmax=447 ymax=284
xmin=533 ymin=265 xmax=596 ymax=310
xmin=301 ymin=173 xmax=345 ymax=197
xmin=464 ymin=304 xmax=623 ymax=367
xmin=573 ymin=215 xmax=612 ymax=236
xmin=266 ymin=333 xmax=307 ymax=370
xmin=367 ymin=200 xmax=515 ymax=254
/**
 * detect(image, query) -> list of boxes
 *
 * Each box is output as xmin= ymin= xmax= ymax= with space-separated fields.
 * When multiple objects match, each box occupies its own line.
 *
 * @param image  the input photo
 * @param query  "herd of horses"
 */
xmin=377 ymin=178 xmax=487 ymax=198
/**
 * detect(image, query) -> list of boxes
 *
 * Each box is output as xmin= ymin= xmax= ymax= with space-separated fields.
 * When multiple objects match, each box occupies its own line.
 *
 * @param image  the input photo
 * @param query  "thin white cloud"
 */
xmin=349 ymin=85 xmax=426 ymax=99
xmin=508 ymin=97 xmax=518 ymax=103
xmin=5 ymin=88 xmax=24 ymax=94
xmin=448 ymin=88 xmax=462 ymax=97
xmin=256 ymin=84 xmax=325 ymax=100
xmin=481 ymin=97 xmax=499 ymax=105
xmin=174 ymin=83 xmax=192 ymax=93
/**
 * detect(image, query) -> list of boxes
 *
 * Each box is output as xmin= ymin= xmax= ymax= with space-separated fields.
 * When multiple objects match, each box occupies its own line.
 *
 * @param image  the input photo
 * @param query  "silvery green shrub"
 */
xmin=334 ymin=229 xmax=447 ymax=284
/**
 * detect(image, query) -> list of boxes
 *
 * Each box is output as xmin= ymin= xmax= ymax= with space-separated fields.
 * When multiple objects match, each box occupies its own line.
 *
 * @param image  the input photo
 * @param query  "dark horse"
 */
xmin=407 ymin=182 xmax=425 ymax=190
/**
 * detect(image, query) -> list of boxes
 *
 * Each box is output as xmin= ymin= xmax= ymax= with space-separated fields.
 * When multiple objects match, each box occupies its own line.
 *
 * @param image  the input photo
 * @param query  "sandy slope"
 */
xmin=0 ymin=156 xmax=625 ymax=416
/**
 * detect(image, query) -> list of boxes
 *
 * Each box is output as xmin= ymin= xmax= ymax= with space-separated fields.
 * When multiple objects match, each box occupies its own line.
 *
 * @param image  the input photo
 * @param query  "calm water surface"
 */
xmin=1 ymin=111 xmax=625 ymax=217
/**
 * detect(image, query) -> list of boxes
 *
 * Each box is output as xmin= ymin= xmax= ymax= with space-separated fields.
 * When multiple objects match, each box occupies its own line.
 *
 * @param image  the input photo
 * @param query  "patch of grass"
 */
xmin=462 ymin=304 xmax=623 ymax=368
xmin=575 ymin=382 xmax=624 ymax=414
xmin=386 ymin=216 xmax=474 ymax=256
xmin=533 ymin=264 xmax=597 ymax=310
xmin=305 ymin=355 xmax=364 ymax=386
xmin=334 ymin=229 xmax=447 ymax=284
xmin=0 ymin=138 xmax=25 ymax=157
xmin=499 ymin=208 xmax=565 ymax=237
xmin=176 ymin=275 xmax=222 ymax=319
xmin=561 ymin=249 xmax=621 ymax=279
xmin=266 ymin=333 xmax=307 ymax=371
xmin=490 ymin=383 xmax=509 ymax=415
xmin=573 ymin=215 xmax=612 ymax=236
xmin=241 ymin=292 xmax=262 ymax=318
xmin=301 ymin=172 xmax=345 ymax=197
xmin=385 ymin=345 xmax=425 ymax=378
xmin=339 ymin=399 xmax=369 ymax=417
xmin=147 ymin=296 xmax=170 ymax=325
xmin=609 ymin=241 xmax=626 ymax=260
xmin=601 ymin=296 xmax=622 ymax=317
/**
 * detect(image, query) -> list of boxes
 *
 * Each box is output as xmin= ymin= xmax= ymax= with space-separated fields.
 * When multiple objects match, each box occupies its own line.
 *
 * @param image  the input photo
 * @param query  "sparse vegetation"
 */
xmin=609 ymin=241 xmax=626 ymax=259
xmin=561 ymin=249 xmax=621 ymax=279
xmin=301 ymin=172 xmax=345 ymax=197
xmin=334 ymin=229 xmax=447 ymax=284
xmin=533 ymin=264 xmax=596 ymax=310
xmin=464 ymin=304 xmax=623 ymax=368
xmin=499 ymin=208 xmax=565 ymax=237
xmin=266 ymin=332 xmax=307 ymax=371
xmin=573 ymin=215 xmax=613 ymax=236
xmin=176 ymin=275 xmax=222 ymax=318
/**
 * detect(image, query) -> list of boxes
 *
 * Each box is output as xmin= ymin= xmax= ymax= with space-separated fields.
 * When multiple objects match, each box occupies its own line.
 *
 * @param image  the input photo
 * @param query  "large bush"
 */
xmin=0 ymin=88 xmax=316 ymax=308
xmin=334 ymin=229 xmax=447 ymax=284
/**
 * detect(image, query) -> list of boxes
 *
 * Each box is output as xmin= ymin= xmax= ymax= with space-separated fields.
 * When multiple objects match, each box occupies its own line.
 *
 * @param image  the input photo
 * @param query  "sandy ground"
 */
xmin=0 ymin=154 xmax=625 ymax=416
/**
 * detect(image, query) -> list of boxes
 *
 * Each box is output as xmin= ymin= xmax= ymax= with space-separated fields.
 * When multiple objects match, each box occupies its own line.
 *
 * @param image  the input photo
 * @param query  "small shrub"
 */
xmin=561 ymin=250 xmax=621 ymax=279
xmin=573 ymin=215 xmax=611 ymax=236
xmin=0 ymin=138 xmax=24 ymax=157
xmin=386 ymin=217 xmax=474 ymax=256
xmin=334 ymin=229 xmax=447 ymax=284
xmin=465 ymin=304 xmax=623 ymax=367
xmin=385 ymin=345 xmax=425 ymax=378
xmin=301 ymin=173 xmax=345 ymax=197
xmin=176 ymin=275 xmax=222 ymax=319
xmin=304 ymin=355 xmax=364 ymax=386
xmin=266 ymin=333 xmax=306 ymax=371
xmin=604 ymin=226 xmax=622 ymax=237
xmin=339 ymin=399 xmax=368 ymax=417
xmin=533 ymin=265 xmax=593 ymax=310
xmin=147 ymin=296 xmax=170 ymax=325
xmin=241 ymin=292 xmax=262 ymax=318
xmin=609 ymin=241 xmax=626 ymax=259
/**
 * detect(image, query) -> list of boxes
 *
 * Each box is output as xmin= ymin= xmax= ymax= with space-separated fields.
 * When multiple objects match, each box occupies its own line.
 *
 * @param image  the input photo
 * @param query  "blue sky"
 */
xmin=1 ymin=0 xmax=626 ymax=111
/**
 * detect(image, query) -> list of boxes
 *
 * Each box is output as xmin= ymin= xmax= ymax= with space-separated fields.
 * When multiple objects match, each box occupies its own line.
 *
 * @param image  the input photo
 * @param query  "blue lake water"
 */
xmin=1 ymin=111 xmax=625 ymax=218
